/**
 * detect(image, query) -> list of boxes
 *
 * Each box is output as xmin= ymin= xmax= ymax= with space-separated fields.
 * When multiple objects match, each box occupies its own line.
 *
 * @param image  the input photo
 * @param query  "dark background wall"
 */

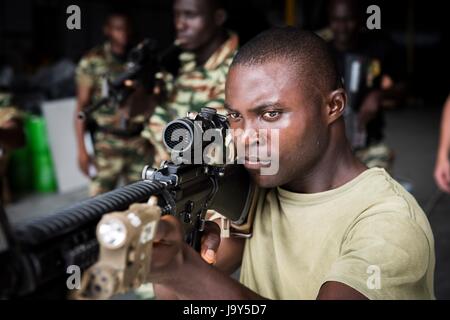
xmin=0 ymin=0 xmax=448 ymax=104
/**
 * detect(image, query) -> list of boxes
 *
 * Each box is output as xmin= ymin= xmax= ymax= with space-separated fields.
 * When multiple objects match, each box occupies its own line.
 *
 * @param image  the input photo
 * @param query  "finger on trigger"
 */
xmin=200 ymin=222 xmax=221 ymax=264
xmin=202 ymin=248 xmax=216 ymax=265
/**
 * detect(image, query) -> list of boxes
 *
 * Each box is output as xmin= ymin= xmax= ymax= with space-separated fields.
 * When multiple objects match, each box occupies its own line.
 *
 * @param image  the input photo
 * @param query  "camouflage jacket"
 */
xmin=142 ymin=32 xmax=239 ymax=163
xmin=75 ymin=42 xmax=149 ymax=132
xmin=0 ymin=92 xmax=21 ymax=129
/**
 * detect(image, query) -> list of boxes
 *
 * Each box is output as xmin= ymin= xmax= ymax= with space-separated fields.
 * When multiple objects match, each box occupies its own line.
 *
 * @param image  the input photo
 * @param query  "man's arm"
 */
xmin=317 ymin=282 xmax=368 ymax=300
xmin=154 ymin=220 xmax=246 ymax=299
xmin=155 ymin=238 xmax=264 ymax=300
xmin=163 ymin=245 xmax=367 ymax=300
xmin=434 ymin=94 xmax=450 ymax=193
xmin=380 ymin=74 xmax=406 ymax=109
xmin=74 ymin=84 xmax=93 ymax=176
xmin=358 ymin=89 xmax=382 ymax=130
xmin=151 ymin=216 xmax=369 ymax=300
xmin=358 ymin=67 xmax=406 ymax=128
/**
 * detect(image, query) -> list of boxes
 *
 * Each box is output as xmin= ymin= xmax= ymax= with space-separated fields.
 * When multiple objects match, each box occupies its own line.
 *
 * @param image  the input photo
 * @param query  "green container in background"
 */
xmin=32 ymin=153 xmax=57 ymax=192
xmin=25 ymin=115 xmax=57 ymax=193
xmin=8 ymin=146 xmax=33 ymax=194
xmin=8 ymin=114 xmax=58 ymax=195
xmin=25 ymin=115 xmax=50 ymax=153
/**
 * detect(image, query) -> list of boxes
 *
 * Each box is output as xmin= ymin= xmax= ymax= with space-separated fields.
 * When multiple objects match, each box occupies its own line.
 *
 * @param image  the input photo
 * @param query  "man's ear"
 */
xmin=214 ymin=9 xmax=227 ymax=27
xmin=326 ymin=88 xmax=346 ymax=124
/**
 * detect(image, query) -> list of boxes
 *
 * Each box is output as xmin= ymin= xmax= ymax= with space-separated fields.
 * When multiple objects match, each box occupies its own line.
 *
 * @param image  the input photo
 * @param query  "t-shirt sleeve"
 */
xmin=323 ymin=211 xmax=433 ymax=299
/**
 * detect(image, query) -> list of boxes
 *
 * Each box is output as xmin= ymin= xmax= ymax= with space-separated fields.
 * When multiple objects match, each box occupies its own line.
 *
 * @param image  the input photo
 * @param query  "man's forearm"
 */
xmin=438 ymin=96 xmax=450 ymax=160
xmin=75 ymin=85 xmax=94 ymax=154
xmin=158 ymin=244 xmax=265 ymax=300
xmin=75 ymin=104 xmax=88 ymax=153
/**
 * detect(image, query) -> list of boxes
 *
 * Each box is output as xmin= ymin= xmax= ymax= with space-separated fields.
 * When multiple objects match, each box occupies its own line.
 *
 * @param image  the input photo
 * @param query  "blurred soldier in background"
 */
xmin=142 ymin=0 xmax=239 ymax=164
xmin=137 ymin=0 xmax=238 ymax=299
xmin=324 ymin=0 xmax=402 ymax=170
xmin=0 ymin=92 xmax=25 ymax=203
xmin=75 ymin=12 xmax=154 ymax=196
xmin=435 ymin=94 xmax=450 ymax=194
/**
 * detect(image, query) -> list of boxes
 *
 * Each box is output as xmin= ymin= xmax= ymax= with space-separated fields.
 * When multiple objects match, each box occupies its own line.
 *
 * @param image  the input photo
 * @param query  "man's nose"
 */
xmin=175 ymin=16 xmax=187 ymax=32
xmin=236 ymin=126 xmax=259 ymax=148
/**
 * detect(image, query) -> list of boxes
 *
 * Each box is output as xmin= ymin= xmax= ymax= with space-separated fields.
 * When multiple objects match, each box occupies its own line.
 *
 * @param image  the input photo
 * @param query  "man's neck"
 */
xmin=282 ymin=127 xmax=367 ymax=194
xmin=194 ymin=31 xmax=228 ymax=66
xmin=110 ymin=42 xmax=126 ymax=57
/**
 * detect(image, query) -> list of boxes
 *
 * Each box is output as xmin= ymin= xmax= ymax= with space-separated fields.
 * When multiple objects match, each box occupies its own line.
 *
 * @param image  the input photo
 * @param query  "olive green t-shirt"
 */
xmin=239 ymin=168 xmax=435 ymax=299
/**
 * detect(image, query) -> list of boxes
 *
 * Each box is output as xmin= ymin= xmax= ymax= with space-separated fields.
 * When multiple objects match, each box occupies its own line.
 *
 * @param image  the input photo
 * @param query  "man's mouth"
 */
xmin=241 ymin=156 xmax=272 ymax=169
xmin=175 ymin=35 xmax=190 ymax=46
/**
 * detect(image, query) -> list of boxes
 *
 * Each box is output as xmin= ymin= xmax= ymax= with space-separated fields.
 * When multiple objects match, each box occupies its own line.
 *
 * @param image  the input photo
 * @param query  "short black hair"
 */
xmin=231 ymin=27 xmax=341 ymax=95
xmin=327 ymin=0 xmax=362 ymax=18
xmin=105 ymin=8 xmax=132 ymax=25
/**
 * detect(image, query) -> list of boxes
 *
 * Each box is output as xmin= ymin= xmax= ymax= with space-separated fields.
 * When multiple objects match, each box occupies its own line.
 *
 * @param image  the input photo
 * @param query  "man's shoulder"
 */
xmin=78 ymin=44 xmax=108 ymax=67
xmin=336 ymin=170 xmax=434 ymax=297
xmin=348 ymin=168 xmax=433 ymax=242
xmin=0 ymin=107 xmax=21 ymax=127
xmin=265 ymin=168 xmax=431 ymax=234
xmin=0 ymin=92 xmax=21 ymax=123
xmin=347 ymin=168 xmax=421 ymax=214
xmin=0 ymin=92 xmax=13 ymax=108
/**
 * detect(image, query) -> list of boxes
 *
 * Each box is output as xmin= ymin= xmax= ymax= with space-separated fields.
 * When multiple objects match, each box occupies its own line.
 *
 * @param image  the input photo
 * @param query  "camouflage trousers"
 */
xmin=355 ymin=142 xmax=394 ymax=171
xmin=90 ymin=132 xmax=154 ymax=196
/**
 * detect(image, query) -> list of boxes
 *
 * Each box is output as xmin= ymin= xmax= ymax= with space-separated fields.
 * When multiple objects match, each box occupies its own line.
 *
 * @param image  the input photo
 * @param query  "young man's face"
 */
xmin=329 ymin=2 xmax=359 ymax=47
xmin=104 ymin=15 xmax=131 ymax=48
xmin=225 ymin=61 xmax=330 ymax=188
xmin=173 ymin=0 xmax=220 ymax=51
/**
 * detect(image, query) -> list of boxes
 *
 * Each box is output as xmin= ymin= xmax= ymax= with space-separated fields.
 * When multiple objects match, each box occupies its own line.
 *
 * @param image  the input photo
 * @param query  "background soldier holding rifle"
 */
xmin=75 ymin=11 xmax=155 ymax=196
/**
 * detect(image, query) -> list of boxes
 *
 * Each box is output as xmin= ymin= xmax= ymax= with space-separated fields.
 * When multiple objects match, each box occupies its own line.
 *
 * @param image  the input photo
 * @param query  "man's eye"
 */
xmin=262 ymin=111 xmax=281 ymax=121
xmin=227 ymin=112 xmax=241 ymax=121
xmin=184 ymin=11 xmax=196 ymax=19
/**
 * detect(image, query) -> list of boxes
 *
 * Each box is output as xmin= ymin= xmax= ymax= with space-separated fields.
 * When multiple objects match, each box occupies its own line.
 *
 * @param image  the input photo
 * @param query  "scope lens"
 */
xmin=163 ymin=120 xmax=193 ymax=152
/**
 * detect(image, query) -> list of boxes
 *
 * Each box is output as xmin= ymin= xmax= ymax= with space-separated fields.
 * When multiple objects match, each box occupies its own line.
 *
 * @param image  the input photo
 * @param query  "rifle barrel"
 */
xmin=13 ymin=180 xmax=166 ymax=246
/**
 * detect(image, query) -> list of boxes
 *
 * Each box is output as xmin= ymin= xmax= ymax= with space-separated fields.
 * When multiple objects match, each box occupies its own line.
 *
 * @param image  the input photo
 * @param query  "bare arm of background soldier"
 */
xmin=380 ymin=74 xmax=406 ymax=108
xmin=75 ymin=84 xmax=94 ymax=176
xmin=357 ymin=89 xmax=382 ymax=130
xmin=435 ymin=94 xmax=450 ymax=193
xmin=358 ymin=71 xmax=406 ymax=129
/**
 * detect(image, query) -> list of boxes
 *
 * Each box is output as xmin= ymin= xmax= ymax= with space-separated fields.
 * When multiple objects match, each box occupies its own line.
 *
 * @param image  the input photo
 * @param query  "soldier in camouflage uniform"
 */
xmin=75 ymin=13 xmax=154 ymax=196
xmin=135 ymin=0 xmax=238 ymax=300
xmin=142 ymin=0 xmax=238 ymax=165
xmin=0 ymin=92 xmax=25 ymax=203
